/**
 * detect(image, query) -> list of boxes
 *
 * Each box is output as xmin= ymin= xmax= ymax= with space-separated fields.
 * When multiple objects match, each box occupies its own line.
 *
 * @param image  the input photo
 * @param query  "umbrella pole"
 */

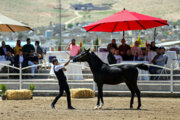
xmin=123 ymin=31 xmax=125 ymax=39
xmin=154 ymin=28 xmax=156 ymax=42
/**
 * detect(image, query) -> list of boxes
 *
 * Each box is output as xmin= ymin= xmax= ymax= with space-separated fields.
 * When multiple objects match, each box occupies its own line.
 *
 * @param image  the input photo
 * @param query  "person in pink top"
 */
xmin=66 ymin=39 xmax=81 ymax=59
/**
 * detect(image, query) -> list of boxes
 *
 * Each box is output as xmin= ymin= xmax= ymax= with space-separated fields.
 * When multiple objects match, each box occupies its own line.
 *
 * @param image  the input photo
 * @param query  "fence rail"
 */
xmin=0 ymin=62 xmax=179 ymax=93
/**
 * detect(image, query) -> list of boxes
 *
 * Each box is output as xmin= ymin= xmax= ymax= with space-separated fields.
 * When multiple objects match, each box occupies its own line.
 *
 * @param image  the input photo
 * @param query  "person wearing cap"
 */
xmin=66 ymin=39 xmax=81 ymax=59
xmin=51 ymin=56 xmax=75 ymax=110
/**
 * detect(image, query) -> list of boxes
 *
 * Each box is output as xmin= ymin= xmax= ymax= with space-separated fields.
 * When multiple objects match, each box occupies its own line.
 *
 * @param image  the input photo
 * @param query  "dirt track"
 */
xmin=0 ymin=97 xmax=180 ymax=120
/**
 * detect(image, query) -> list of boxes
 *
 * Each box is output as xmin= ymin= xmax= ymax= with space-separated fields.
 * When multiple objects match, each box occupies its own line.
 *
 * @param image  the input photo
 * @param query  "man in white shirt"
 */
xmin=51 ymin=56 xmax=75 ymax=110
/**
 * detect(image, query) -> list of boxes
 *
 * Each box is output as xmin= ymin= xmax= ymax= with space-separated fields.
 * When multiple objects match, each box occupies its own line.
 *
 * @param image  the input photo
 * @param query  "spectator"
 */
xmin=13 ymin=40 xmax=22 ymax=56
xmin=150 ymin=41 xmax=157 ymax=51
xmin=149 ymin=47 xmax=168 ymax=74
xmin=107 ymin=47 xmax=117 ymax=64
xmin=0 ymin=41 xmax=14 ymax=56
xmin=131 ymin=41 xmax=143 ymax=60
xmin=119 ymin=38 xmax=130 ymax=58
xmin=35 ymin=41 xmax=43 ymax=59
xmin=14 ymin=49 xmax=28 ymax=68
xmin=28 ymin=51 xmax=39 ymax=78
xmin=140 ymin=47 xmax=148 ymax=61
xmin=66 ymin=39 xmax=81 ymax=59
xmin=107 ymin=39 xmax=118 ymax=52
xmin=22 ymin=38 xmax=35 ymax=55
xmin=5 ymin=51 xmax=15 ymax=65
xmin=122 ymin=49 xmax=134 ymax=61
xmin=114 ymin=49 xmax=123 ymax=63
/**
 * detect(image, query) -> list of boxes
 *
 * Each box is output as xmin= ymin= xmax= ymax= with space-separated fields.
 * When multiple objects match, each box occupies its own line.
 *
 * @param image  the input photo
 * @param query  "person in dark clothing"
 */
xmin=119 ymin=38 xmax=131 ymax=56
xmin=150 ymin=41 xmax=157 ymax=51
xmin=107 ymin=48 xmax=117 ymax=64
xmin=35 ymin=41 xmax=43 ymax=59
xmin=107 ymin=39 xmax=118 ymax=52
xmin=5 ymin=51 xmax=15 ymax=65
xmin=22 ymin=38 xmax=35 ymax=55
xmin=51 ymin=57 xmax=75 ymax=110
xmin=122 ymin=49 xmax=134 ymax=61
xmin=28 ymin=51 xmax=39 ymax=78
xmin=0 ymin=41 xmax=14 ymax=55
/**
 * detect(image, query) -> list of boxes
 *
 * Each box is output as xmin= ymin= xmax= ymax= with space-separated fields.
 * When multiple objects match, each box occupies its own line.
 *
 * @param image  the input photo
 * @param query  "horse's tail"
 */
xmin=135 ymin=64 xmax=149 ymax=70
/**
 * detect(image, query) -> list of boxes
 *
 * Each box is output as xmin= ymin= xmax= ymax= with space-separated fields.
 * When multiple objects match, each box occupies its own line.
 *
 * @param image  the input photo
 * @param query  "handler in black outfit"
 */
xmin=51 ymin=57 xmax=75 ymax=110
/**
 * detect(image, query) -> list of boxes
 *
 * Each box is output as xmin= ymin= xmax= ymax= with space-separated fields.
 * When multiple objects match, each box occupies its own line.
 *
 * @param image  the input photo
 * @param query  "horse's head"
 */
xmin=73 ymin=48 xmax=90 ymax=62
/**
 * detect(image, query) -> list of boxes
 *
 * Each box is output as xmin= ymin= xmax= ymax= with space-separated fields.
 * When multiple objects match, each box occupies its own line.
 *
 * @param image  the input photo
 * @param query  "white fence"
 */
xmin=0 ymin=62 xmax=179 ymax=93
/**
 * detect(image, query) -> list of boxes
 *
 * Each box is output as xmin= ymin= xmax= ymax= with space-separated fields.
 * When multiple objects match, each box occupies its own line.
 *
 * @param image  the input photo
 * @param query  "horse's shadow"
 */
xmin=102 ymin=108 xmax=148 ymax=111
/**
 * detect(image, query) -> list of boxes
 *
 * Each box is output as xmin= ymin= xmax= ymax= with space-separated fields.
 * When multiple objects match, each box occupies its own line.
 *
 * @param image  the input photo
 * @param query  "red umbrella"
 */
xmin=83 ymin=8 xmax=168 ymax=38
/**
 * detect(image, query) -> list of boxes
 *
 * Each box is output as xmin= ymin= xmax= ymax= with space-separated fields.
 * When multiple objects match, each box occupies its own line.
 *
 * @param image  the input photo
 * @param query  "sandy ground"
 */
xmin=0 ymin=97 xmax=180 ymax=120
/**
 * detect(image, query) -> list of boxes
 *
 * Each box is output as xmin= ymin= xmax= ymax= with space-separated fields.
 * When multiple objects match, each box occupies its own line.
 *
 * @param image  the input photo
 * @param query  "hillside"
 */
xmin=0 ymin=0 xmax=179 ymax=28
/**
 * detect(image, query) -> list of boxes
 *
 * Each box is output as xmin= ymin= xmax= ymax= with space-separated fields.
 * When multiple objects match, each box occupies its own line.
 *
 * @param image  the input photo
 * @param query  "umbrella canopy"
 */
xmin=0 ymin=13 xmax=32 ymax=32
xmin=84 ymin=9 xmax=168 ymax=33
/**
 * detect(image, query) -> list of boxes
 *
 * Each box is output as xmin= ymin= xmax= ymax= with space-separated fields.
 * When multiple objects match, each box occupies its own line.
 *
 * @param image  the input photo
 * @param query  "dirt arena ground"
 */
xmin=0 ymin=97 xmax=180 ymax=120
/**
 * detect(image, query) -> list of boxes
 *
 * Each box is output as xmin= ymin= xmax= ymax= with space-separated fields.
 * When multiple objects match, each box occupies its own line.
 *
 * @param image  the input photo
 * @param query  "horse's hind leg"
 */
xmin=134 ymin=85 xmax=141 ymax=110
xmin=126 ymin=83 xmax=135 ymax=109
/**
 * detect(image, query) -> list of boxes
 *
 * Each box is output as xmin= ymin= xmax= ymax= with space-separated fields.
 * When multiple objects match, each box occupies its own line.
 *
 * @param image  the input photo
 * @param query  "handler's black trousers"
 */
xmin=51 ymin=80 xmax=71 ymax=107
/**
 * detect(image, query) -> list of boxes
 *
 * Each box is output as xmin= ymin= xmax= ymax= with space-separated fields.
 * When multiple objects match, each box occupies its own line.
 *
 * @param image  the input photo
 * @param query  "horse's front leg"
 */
xmin=95 ymin=84 xmax=103 ymax=109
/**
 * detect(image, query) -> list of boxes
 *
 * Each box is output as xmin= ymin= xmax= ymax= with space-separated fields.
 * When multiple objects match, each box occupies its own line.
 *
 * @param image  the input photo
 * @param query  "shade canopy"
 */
xmin=0 ymin=13 xmax=32 ymax=32
xmin=84 ymin=9 xmax=168 ymax=32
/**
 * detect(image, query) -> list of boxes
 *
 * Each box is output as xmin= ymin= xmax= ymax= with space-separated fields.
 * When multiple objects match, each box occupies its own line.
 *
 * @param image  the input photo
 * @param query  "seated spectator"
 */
xmin=139 ymin=47 xmax=148 ymax=61
xmin=131 ymin=41 xmax=143 ymax=60
xmin=0 ymin=41 xmax=14 ymax=56
xmin=150 ymin=41 xmax=157 ymax=51
xmin=28 ymin=51 xmax=39 ymax=78
xmin=13 ymin=40 xmax=22 ymax=56
xmin=35 ymin=41 xmax=43 ymax=59
xmin=119 ymin=38 xmax=130 ymax=58
xmin=66 ymin=39 xmax=81 ymax=59
xmin=107 ymin=47 xmax=117 ymax=64
xmin=107 ymin=39 xmax=118 ymax=52
xmin=14 ymin=49 xmax=28 ymax=68
xmin=22 ymin=38 xmax=35 ymax=55
xmin=149 ymin=47 xmax=168 ymax=74
xmin=122 ymin=49 xmax=134 ymax=61
xmin=5 ymin=51 xmax=15 ymax=65
xmin=114 ymin=49 xmax=123 ymax=63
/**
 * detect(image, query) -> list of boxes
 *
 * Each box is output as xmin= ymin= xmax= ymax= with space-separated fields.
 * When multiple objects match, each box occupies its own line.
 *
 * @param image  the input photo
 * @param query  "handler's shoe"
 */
xmin=51 ymin=104 xmax=55 ymax=109
xmin=68 ymin=106 xmax=75 ymax=110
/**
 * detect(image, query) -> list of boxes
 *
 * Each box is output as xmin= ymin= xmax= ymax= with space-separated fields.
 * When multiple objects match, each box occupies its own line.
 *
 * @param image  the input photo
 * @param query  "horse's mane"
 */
xmin=90 ymin=52 xmax=107 ymax=65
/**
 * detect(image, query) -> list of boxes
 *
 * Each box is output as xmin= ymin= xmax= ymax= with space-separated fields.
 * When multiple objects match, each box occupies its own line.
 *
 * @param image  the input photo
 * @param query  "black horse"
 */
xmin=73 ymin=49 xmax=149 ymax=109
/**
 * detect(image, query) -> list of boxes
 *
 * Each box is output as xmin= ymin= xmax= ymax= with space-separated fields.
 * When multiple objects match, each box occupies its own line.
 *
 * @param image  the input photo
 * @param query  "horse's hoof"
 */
xmin=136 ymin=107 xmax=141 ymax=110
xmin=94 ymin=105 xmax=99 ymax=110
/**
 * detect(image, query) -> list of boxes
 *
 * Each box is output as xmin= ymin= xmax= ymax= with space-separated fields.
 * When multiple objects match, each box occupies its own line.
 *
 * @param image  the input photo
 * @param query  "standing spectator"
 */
xmin=107 ymin=47 xmax=117 ymax=64
xmin=35 ymin=41 xmax=43 ymax=59
xmin=14 ymin=49 xmax=28 ymax=68
xmin=123 ymin=49 xmax=134 ymax=61
xmin=150 ymin=41 xmax=157 ymax=51
xmin=119 ymin=38 xmax=131 ymax=58
xmin=13 ymin=40 xmax=22 ymax=56
xmin=66 ymin=39 xmax=81 ymax=59
xmin=22 ymin=38 xmax=35 ymax=55
xmin=114 ymin=49 xmax=123 ymax=63
xmin=28 ymin=51 xmax=39 ymax=78
xmin=107 ymin=39 xmax=118 ymax=52
xmin=0 ymin=41 xmax=14 ymax=56
xmin=131 ymin=41 xmax=143 ymax=60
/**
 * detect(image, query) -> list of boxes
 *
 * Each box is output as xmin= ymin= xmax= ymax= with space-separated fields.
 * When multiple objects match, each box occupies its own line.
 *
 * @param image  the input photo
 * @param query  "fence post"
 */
xmin=93 ymin=81 xmax=96 ymax=91
xmin=19 ymin=63 xmax=22 ymax=89
xmin=170 ymin=64 xmax=173 ymax=93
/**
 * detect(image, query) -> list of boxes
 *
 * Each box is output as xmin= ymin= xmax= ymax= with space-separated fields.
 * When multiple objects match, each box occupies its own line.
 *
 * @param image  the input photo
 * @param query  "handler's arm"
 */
xmin=64 ymin=56 xmax=72 ymax=66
